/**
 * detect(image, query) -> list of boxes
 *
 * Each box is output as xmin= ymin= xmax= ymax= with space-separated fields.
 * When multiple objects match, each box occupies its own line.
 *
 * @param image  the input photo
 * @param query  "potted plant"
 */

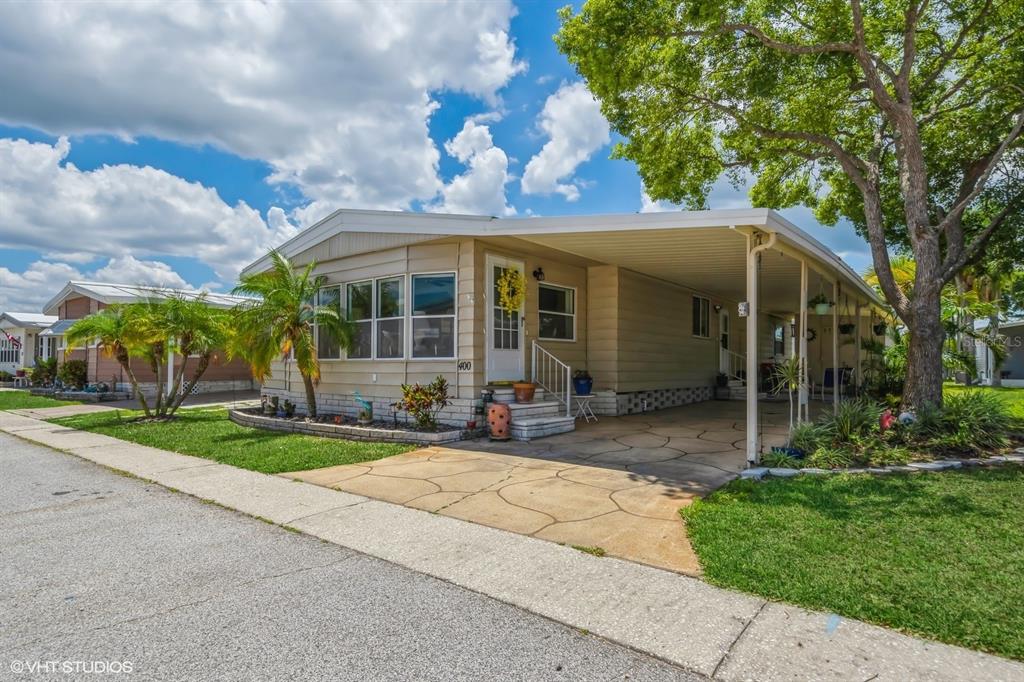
xmin=513 ymin=380 xmax=536 ymax=403
xmin=873 ymin=322 xmax=887 ymax=336
xmin=808 ymin=294 xmax=832 ymax=315
xmin=283 ymin=399 xmax=296 ymax=418
xmin=572 ymin=369 xmax=593 ymax=395
xmin=715 ymin=372 xmax=729 ymax=388
xmin=838 ymin=322 xmax=855 ymax=334
xmin=357 ymin=405 xmax=373 ymax=425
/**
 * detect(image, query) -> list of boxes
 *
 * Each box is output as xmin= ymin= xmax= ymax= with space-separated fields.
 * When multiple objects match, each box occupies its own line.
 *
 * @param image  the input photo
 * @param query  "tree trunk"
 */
xmin=301 ymin=372 xmax=318 ymax=419
xmin=902 ymin=292 xmax=946 ymax=409
xmin=168 ymin=353 xmax=210 ymax=416
xmin=990 ymin=312 xmax=1003 ymax=387
xmin=115 ymin=347 xmax=151 ymax=418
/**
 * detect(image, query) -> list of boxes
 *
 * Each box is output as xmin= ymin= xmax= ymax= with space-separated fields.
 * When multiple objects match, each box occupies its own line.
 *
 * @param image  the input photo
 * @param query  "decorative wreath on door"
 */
xmin=805 ymin=328 xmax=818 ymax=341
xmin=497 ymin=268 xmax=526 ymax=313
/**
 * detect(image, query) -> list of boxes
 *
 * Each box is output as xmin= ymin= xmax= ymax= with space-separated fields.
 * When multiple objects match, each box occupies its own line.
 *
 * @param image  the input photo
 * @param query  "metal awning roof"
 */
xmin=38 ymin=319 xmax=79 ymax=336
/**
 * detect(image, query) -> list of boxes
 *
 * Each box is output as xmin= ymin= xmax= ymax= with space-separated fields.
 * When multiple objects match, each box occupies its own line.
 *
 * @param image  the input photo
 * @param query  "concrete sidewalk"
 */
xmin=2 ymin=410 xmax=1021 ymax=681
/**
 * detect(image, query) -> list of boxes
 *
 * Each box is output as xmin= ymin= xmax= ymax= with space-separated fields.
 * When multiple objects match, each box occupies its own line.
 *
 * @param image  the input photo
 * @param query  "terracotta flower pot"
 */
xmin=513 ymin=382 xmax=536 ymax=403
xmin=487 ymin=403 xmax=511 ymax=441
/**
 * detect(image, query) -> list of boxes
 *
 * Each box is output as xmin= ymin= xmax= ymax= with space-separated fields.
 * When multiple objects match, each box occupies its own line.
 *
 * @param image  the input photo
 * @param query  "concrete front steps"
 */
xmin=489 ymin=386 xmax=575 ymax=441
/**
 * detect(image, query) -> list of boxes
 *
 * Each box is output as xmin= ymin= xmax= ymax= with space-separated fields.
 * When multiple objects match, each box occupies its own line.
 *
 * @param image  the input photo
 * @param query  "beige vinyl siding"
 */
xmin=614 ymin=269 xmax=721 ymax=392
xmin=291 ymin=231 xmax=442 ymax=267
xmin=586 ymin=265 xmax=619 ymax=391
xmin=268 ymin=240 xmax=466 ymax=400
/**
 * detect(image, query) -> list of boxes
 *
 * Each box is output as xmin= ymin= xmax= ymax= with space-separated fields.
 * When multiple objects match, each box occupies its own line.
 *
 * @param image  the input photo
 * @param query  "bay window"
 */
xmin=316 ymin=286 xmax=342 ymax=359
xmin=411 ymin=273 xmax=456 ymax=358
xmin=346 ymin=281 xmax=373 ymax=359
xmin=376 ymin=276 xmax=405 ymax=359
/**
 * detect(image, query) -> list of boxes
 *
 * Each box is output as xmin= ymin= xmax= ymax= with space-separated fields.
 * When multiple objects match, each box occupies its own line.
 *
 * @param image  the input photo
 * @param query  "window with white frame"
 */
xmin=411 ymin=273 xmax=456 ymax=358
xmin=346 ymin=281 xmax=373 ymax=359
xmin=376 ymin=276 xmax=405 ymax=359
xmin=0 ymin=333 xmax=19 ymax=364
xmin=316 ymin=286 xmax=342 ymax=359
xmin=692 ymin=296 xmax=710 ymax=338
xmin=538 ymin=284 xmax=575 ymax=341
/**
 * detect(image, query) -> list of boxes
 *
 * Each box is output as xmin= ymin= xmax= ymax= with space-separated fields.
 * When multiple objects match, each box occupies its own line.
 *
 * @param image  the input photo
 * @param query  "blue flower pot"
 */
xmin=573 ymin=377 xmax=593 ymax=395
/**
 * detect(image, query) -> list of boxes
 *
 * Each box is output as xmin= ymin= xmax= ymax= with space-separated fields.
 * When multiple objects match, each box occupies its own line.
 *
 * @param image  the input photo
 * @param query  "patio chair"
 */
xmin=818 ymin=367 xmax=854 ymax=401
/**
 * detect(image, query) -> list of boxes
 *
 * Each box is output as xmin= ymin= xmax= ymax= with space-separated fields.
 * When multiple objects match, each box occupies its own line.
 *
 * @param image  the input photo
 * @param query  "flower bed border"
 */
xmin=228 ymin=408 xmax=474 ymax=445
xmin=742 ymin=452 xmax=1024 ymax=480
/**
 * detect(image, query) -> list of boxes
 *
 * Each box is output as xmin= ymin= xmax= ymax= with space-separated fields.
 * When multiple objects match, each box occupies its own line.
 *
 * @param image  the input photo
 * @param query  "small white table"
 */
xmin=12 ymin=376 xmax=29 ymax=388
xmin=573 ymin=394 xmax=597 ymax=423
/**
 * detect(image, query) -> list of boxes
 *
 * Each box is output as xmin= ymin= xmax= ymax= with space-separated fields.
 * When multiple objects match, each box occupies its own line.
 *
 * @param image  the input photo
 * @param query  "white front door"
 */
xmin=719 ymin=308 xmax=731 ymax=374
xmin=486 ymin=254 xmax=525 ymax=383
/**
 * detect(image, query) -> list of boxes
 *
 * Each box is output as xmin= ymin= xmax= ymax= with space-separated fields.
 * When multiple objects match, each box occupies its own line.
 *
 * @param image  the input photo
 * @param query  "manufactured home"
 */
xmin=0 ymin=312 xmax=57 ymax=375
xmin=41 ymin=281 xmax=256 ymax=397
xmin=241 ymin=208 xmax=886 ymax=462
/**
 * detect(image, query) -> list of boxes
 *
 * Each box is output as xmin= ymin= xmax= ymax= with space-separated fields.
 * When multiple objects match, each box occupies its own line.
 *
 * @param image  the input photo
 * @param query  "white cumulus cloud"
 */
xmin=0 ymin=137 xmax=296 ymax=283
xmin=521 ymin=82 xmax=610 ymax=202
xmin=0 ymin=1 xmax=525 ymax=213
xmin=432 ymin=121 xmax=515 ymax=216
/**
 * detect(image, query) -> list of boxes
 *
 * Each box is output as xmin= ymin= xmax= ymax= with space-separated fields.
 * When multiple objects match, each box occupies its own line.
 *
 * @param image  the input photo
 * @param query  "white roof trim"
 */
xmin=0 ymin=312 xmax=57 ymax=328
xmin=43 ymin=281 xmax=254 ymax=316
xmin=241 ymin=208 xmax=883 ymax=307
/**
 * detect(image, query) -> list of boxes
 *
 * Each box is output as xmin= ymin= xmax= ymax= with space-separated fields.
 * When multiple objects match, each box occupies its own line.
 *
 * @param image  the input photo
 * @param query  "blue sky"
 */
xmin=0 ymin=1 xmax=871 ymax=311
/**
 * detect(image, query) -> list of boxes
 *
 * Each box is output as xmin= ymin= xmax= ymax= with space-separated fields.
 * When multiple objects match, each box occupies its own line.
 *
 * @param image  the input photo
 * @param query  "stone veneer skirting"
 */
xmin=122 ymin=379 xmax=256 ymax=399
xmin=228 ymin=408 xmax=471 ymax=445
xmin=589 ymin=386 xmax=714 ymax=416
xmin=262 ymin=384 xmax=714 ymax=423
xmin=260 ymin=387 xmax=480 ymax=428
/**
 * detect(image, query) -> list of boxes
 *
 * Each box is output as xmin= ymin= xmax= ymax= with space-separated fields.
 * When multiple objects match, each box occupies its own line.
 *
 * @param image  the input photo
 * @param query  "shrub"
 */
xmin=819 ymin=397 xmax=883 ymax=442
xmin=57 ymin=359 xmax=88 ymax=390
xmin=30 ymin=357 xmax=57 ymax=386
xmin=806 ymin=446 xmax=853 ymax=469
xmin=865 ymin=444 xmax=912 ymax=467
xmin=931 ymin=391 xmax=1011 ymax=454
xmin=0 ymin=370 xmax=12 ymax=382
xmin=397 ymin=375 xmax=452 ymax=431
xmin=790 ymin=422 xmax=826 ymax=454
xmin=762 ymin=450 xmax=801 ymax=468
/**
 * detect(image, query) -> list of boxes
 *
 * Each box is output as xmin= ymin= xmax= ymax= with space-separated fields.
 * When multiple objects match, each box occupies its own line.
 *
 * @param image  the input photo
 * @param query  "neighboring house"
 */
xmin=41 ymin=281 xmax=256 ymax=396
xmin=241 ymin=208 xmax=885 ymax=460
xmin=0 ymin=312 xmax=58 ymax=374
xmin=975 ymin=320 xmax=1024 ymax=386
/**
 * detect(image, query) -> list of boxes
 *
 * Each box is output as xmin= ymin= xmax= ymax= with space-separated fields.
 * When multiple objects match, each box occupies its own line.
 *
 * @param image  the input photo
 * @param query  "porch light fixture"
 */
xmin=713 ymin=304 xmax=722 ymax=313
xmin=532 ymin=267 xmax=545 ymax=282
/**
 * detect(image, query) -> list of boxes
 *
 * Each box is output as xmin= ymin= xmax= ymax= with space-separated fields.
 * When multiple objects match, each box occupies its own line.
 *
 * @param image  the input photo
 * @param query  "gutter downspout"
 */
xmin=745 ymin=230 xmax=777 ymax=467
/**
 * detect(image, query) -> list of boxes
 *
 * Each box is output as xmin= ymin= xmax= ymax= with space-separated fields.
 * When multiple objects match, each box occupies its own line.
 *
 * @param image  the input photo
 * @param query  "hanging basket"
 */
xmin=838 ymin=322 xmax=856 ymax=335
xmin=873 ymin=322 xmax=887 ymax=336
xmin=813 ymin=302 xmax=832 ymax=315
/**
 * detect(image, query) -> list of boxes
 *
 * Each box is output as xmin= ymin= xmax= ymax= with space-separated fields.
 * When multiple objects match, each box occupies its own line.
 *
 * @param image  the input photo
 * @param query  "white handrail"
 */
xmin=531 ymin=341 xmax=571 ymax=417
xmin=723 ymin=349 xmax=746 ymax=383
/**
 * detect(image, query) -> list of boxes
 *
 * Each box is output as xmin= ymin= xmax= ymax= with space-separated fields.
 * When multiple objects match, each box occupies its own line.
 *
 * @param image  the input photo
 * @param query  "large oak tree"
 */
xmin=557 ymin=0 xmax=1023 ymax=407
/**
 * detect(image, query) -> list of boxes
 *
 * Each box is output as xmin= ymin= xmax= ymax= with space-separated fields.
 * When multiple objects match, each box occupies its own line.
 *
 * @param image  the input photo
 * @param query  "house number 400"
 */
xmin=458 ymin=361 xmax=472 ymax=371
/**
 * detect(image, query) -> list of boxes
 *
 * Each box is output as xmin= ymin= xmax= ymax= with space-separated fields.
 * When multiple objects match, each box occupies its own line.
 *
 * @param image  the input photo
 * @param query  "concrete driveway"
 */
xmin=285 ymin=400 xmax=795 ymax=574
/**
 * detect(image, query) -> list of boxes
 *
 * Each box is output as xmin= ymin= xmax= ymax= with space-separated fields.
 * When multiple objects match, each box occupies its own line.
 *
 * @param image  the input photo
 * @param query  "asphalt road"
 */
xmin=0 ymin=433 xmax=703 ymax=681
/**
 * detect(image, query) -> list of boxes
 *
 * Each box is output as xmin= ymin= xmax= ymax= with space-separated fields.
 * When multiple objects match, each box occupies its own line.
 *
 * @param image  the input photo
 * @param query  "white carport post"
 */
xmin=832 ymin=281 xmax=839 ymax=410
xmin=798 ymin=260 xmax=809 ymax=423
xmin=855 ymin=300 xmax=862 ymax=396
xmin=745 ymin=234 xmax=759 ymax=466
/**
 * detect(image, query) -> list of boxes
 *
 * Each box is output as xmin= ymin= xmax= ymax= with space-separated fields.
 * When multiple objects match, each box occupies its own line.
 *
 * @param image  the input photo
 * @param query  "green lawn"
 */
xmin=682 ymin=468 xmax=1024 ymax=661
xmin=0 ymin=391 xmax=79 ymax=410
xmin=945 ymin=382 xmax=1024 ymax=425
xmin=50 ymin=408 xmax=418 ymax=474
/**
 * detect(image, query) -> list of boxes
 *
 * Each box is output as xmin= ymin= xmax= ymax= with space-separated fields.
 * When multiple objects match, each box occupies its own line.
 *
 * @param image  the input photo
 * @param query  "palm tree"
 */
xmin=157 ymin=294 xmax=233 ymax=416
xmin=232 ymin=250 xmax=354 ymax=418
xmin=65 ymin=305 xmax=158 ymax=417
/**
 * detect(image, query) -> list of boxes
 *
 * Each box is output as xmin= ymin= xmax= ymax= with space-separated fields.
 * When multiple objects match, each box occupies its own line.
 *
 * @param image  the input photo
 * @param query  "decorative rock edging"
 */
xmin=228 ymin=408 xmax=474 ymax=445
xmin=742 ymin=453 xmax=1024 ymax=481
